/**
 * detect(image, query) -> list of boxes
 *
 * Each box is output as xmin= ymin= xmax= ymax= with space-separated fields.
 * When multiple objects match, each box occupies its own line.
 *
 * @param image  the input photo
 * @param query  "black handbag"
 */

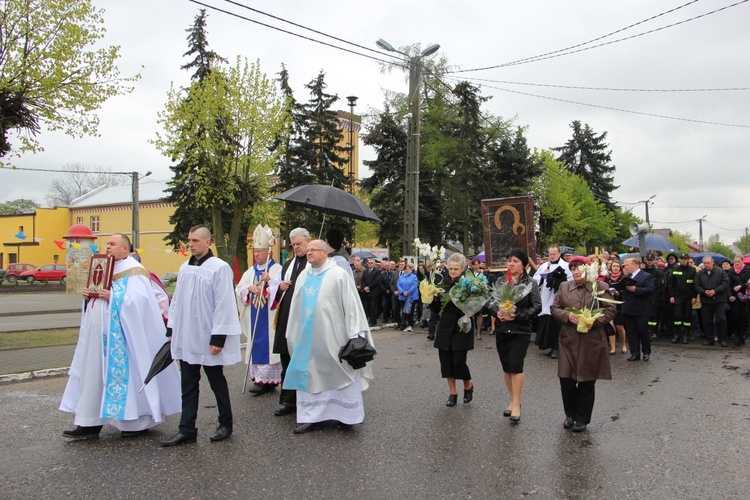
xmin=338 ymin=336 xmax=377 ymax=369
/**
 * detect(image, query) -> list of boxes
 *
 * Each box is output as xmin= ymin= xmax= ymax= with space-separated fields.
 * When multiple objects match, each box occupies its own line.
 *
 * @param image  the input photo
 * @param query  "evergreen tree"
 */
xmin=553 ymin=121 xmax=618 ymax=212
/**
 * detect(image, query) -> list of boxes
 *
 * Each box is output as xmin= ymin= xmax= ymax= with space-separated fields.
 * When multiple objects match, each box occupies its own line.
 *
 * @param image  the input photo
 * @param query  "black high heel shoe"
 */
xmin=503 ymin=410 xmax=512 ymax=417
xmin=509 ymin=415 xmax=521 ymax=424
xmin=463 ymin=385 xmax=474 ymax=404
xmin=446 ymin=394 xmax=458 ymax=407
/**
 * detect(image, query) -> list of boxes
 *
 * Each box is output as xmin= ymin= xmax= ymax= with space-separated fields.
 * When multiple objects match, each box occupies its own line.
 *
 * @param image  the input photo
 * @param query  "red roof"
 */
xmin=63 ymin=224 xmax=95 ymax=239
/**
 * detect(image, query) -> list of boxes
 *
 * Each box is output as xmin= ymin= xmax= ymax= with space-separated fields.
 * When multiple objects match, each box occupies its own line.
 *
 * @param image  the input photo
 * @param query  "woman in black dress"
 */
xmin=434 ymin=253 xmax=474 ymax=407
xmin=489 ymin=249 xmax=541 ymax=424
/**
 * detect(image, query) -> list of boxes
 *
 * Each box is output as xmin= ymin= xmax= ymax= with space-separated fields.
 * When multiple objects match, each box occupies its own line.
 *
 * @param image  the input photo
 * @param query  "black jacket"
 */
xmin=695 ymin=267 xmax=729 ymax=304
xmin=621 ymin=270 xmax=655 ymax=317
xmin=488 ymin=273 xmax=541 ymax=336
xmin=434 ymin=277 xmax=474 ymax=352
xmin=667 ymin=264 xmax=696 ymax=303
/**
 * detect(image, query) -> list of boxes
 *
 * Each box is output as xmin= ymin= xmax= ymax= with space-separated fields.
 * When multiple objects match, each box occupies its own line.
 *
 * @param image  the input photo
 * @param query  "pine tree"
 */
xmin=553 ymin=121 xmax=618 ymax=212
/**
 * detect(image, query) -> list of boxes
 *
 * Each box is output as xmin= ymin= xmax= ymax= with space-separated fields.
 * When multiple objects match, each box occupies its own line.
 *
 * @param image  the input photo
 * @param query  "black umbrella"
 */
xmin=275 ymin=185 xmax=381 ymax=222
xmin=351 ymin=250 xmax=377 ymax=260
xmin=338 ymin=336 xmax=377 ymax=369
xmin=139 ymin=341 xmax=173 ymax=393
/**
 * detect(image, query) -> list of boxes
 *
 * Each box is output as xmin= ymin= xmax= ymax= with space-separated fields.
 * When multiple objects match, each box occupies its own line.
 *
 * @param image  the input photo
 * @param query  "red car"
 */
xmin=3 ymin=263 xmax=37 ymax=283
xmin=20 ymin=264 xmax=67 ymax=284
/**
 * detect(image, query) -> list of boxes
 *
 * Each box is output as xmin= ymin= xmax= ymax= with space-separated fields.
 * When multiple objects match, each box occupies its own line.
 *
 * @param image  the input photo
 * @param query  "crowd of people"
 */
xmin=58 ymin=229 xmax=748 ymax=442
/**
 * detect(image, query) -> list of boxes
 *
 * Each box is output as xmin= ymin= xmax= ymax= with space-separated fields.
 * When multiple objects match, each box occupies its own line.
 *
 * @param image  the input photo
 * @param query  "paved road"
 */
xmin=0 ymin=292 xmax=81 ymax=333
xmin=1 ymin=328 xmax=748 ymax=498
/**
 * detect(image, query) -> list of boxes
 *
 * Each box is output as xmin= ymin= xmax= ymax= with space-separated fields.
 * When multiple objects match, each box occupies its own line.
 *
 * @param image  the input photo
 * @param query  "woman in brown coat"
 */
xmin=550 ymin=255 xmax=616 ymax=432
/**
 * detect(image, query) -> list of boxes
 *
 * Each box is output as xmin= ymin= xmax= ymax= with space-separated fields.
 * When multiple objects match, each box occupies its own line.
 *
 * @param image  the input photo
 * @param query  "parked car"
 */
xmin=20 ymin=264 xmax=67 ymax=284
xmin=4 ymin=263 xmax=37 ymax=283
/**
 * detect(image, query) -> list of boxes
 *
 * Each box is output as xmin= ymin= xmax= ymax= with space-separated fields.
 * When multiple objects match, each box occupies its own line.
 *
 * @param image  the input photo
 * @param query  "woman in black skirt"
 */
xmin=489 ymin=249 xmax=542 ymax=423
xmin=434 ymin=253 xmax=474 ymax=407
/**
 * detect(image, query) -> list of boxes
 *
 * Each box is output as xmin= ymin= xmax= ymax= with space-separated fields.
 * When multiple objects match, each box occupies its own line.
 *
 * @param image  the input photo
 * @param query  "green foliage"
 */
xmin=666 ymin=229 xmax=693 ymax=253
xmin=733 ymin=233 xmax=750 ymax=255
xmin=532 ymin=150 xmax=615 ymax=252
xmin=553 ymin=121 xmax=618 ymax=212
xmin=0 ymin=0 xmax=139 ymax=158
xmin=155 ymin=11 xmax=289 ymax=270
xmin=706 ymin=234 xmax=733 ymax=258
xmin=0 ymin=198 xmax=39 ymax=214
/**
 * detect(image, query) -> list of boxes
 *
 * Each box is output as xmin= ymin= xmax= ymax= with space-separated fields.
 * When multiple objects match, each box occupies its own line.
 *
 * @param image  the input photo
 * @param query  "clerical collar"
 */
xmin=189 ymin=249 xmax=213 ymax=266
xmin=550 ymin=259 xmax=560 ymax=265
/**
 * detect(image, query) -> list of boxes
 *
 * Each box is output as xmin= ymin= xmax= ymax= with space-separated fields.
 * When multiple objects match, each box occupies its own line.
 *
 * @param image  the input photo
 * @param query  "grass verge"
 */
xmin=0 ymin=328 xmax=79 ymax=350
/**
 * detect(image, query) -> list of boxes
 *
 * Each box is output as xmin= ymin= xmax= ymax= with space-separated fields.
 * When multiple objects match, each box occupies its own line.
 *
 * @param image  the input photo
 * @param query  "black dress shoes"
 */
xmin=426 ymin=335 xmax=435 ymax=341
xmin=642 ymin=354 xmax=650 ymax=361
xmin=572 ymin=421 xmax=587 ymax=432
xmin=159 ymin=432 xmax=197 ymax=447
xmin=120 ymin=429 xmax=148 ymax=438
xmin=248 ymin=383 xmax=275 ymax=396
xmin=209 ymin=426 xmax=232 ymax=442
xmin=549 ymin=350 xmax=559 ymax=359
xmin=703 ymin=341 xmax=714 ymax=346
xmin=463 ymin=386 xmax=474 ymax=404
xmin=273 ymin=404 xmax=296 ymax=417
xmin=62 ymin=425 xmax=102 ymax=440
xmin=563 ymin=417 xmax=574 ymax=429
xmin=720 ymin=341 xmax=728 ymax=347
xmin=627 ymin=355 xmax=640 ymax=361
xmin=446 ymin=394 xmax=458 ymax=407
xmin=293 ymin=423 xmax=322 ymax=434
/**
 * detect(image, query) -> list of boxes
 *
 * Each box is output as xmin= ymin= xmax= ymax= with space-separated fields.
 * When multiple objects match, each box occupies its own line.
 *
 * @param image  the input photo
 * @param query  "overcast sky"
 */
xmin=2 ymin=0 xmax=748 ymax=247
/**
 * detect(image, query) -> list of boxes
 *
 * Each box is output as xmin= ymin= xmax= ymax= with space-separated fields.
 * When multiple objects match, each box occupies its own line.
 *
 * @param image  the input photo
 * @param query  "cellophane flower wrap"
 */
xmin=413 ymin=238 xmax=447 ymax=304
xmin=446 ymin=273 xmax=489 ymax=333
xmin=490 ymin=270 xmax=533 ymax=319
xmin=565 ymin=263 xmax=621 ymax=333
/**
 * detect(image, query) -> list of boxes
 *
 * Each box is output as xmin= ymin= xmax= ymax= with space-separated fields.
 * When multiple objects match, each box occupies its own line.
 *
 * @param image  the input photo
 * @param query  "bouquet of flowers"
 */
xmin=413 ymin=238 xmax=447 ymax=304
xmin=445 ymin=273 xmax=489 ymax=333
xmin=565 ymin=263 xmax=621 ymax=333
xmin=490 ymin=270 xmax=534 ymax=320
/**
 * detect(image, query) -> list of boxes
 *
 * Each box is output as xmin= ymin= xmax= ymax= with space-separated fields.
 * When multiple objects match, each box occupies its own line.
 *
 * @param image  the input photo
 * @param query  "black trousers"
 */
xmin=701 ymin=302 xmax=727 ymax=343
xmin=672 ymin=301 xmax=692 ymax=330
xmin=366 ymin=292 xmax=380 ymax=324
xmin=625 ymin=314 xmax=650 ymax=357
xmin=278 ymin=352 xmax=296 ymax=406
xmin=381 ymin=292 xmax=392 ymax=322
xmin=178 ymin=361 xmax=233 ymax=437
xmin=560 ymin=378 xmax=596 ymax=424
xmin=729 ymin=301 xmax=748 ymax=341
xmin=438 ymin=348 xmax=471 ymax=380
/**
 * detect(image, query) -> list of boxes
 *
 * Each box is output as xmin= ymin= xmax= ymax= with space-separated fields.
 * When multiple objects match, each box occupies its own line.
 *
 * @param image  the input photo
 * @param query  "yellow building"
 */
xmin=1 ymin=208 xmax=70 ymax=268
xmin=68 ymin=182 xmax=186 ymax=277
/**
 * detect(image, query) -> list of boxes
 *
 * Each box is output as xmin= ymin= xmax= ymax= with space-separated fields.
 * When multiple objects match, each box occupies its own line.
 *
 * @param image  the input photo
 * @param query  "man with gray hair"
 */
xmin=695 ymin=255 xmax=730 ymax=347
xmin=266 ymin=227 xmax=310 ymax=416
xmin=622 ymin=257 xmax=656 ymax=361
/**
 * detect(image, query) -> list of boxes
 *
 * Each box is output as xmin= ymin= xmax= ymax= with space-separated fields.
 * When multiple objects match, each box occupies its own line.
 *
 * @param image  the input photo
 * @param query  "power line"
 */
xmin=0 ymin=165 xmax=133 ymax=176
xmin=442 ymin=76 xmax=750 ymax=93
xmin=473 ymin=84 xmax=750 ymax=129
xmin=221 ymin=0 xmax=402 ymax=61
xmin=188 ymin=0 xmax=404 ymax=67
xmin=451 ymin=0 xmax=747 ymax=73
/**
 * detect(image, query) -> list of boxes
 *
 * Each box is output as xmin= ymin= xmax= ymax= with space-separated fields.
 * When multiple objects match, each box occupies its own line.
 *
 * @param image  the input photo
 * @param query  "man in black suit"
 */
xmin=361 ymin=258 xmax=382 ymax=327
xmin=269 ymin=227 xmax=310 ymax=416
xmin=380 ymin=258 xmax=393 ymax=323
xmin=695 ymin=255 xmax=730 ymax=347
xmin=622 ymin=257 xmax=656 ymax=361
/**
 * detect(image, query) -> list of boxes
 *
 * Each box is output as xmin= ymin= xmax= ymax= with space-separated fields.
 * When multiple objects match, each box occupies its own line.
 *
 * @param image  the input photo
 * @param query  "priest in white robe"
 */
xmin=235 ymin=224 xmax=282 ymax=395
xmin=60 ymin=233 xmax=181 ymax=439
xmin=284 ymin=240 xmax=375 ymax=434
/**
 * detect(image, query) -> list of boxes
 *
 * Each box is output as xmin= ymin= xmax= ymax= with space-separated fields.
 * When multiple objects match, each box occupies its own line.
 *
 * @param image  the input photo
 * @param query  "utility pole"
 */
xmin=640 ymin=194 xmax=656 ymax=227
xmin=697 ymin=215 xmax=707 ymax=252
xmin=376 ymin=39 xmax=440 ymax=256
xmin=131 ymin=171 xmax=152 ymax=250
xmin=745 ymin=227 xmax=749 ymax=254
xmin=346 ymin=96 xmax=358 ymax=192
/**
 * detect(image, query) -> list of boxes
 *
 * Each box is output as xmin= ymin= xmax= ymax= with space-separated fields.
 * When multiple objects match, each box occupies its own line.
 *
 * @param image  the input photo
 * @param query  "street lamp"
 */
xmin=346 ymin=95 xmax=358 ymax=191
xmin=376 ymin=38 xmax=440 ymax=255
xmin=131 ymin=170 xmax=152 ymax=249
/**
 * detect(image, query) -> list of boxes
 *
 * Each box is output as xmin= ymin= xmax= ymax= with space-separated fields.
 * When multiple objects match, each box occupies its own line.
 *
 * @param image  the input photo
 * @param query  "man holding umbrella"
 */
xmin=60 ymin=233 xmax=181 ymax=440
xmin=235 ymin=225 xmax=282 ymax=396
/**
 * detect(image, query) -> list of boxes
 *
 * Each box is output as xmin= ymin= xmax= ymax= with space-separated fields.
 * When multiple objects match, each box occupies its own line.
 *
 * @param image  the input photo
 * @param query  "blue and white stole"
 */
xmin=284 ymin=272 xmax=324 ymax=391
xmin=102 ymin=274 xmax=129 ymax=420
xmin=249 ymin=260 xmax=276 ymax=364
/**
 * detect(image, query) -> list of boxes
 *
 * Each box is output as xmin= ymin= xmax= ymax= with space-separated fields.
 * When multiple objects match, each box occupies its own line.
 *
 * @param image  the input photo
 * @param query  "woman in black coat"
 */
xmin=489 ymin=249 xmax=542 ymax=424
xmin=434 ymin=253 xmax=474 ymax=407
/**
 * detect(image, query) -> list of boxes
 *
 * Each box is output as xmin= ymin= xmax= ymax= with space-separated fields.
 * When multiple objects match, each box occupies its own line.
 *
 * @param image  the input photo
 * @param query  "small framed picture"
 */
xmin=86 ymin=254 xmax=115 ymax=298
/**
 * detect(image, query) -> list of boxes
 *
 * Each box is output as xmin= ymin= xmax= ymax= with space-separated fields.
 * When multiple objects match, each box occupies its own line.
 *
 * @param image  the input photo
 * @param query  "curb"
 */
xmin=0 ymin=324 xmax=399 ymax=385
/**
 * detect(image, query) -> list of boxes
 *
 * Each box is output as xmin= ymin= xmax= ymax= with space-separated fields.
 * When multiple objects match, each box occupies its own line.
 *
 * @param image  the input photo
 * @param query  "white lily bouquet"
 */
xmin=565 ymin=263 xmax=622 ymax=333
xmin=412 ymin=238 xmax=447 ymax=304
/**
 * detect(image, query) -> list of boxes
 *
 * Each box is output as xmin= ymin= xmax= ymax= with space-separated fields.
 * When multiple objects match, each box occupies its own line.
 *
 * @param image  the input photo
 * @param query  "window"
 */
xmin=76 ymin=217 xmax=83 ymax=225
xmin=90 ymin=216 xmax=100 ymax=233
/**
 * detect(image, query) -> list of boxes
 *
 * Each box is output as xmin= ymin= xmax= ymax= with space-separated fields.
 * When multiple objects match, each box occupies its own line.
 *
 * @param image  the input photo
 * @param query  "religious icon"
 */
xmin=481 ymin=196 xmax=536 ymax=270
xmin=86 ymin=254 xmax=115 ymax=298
